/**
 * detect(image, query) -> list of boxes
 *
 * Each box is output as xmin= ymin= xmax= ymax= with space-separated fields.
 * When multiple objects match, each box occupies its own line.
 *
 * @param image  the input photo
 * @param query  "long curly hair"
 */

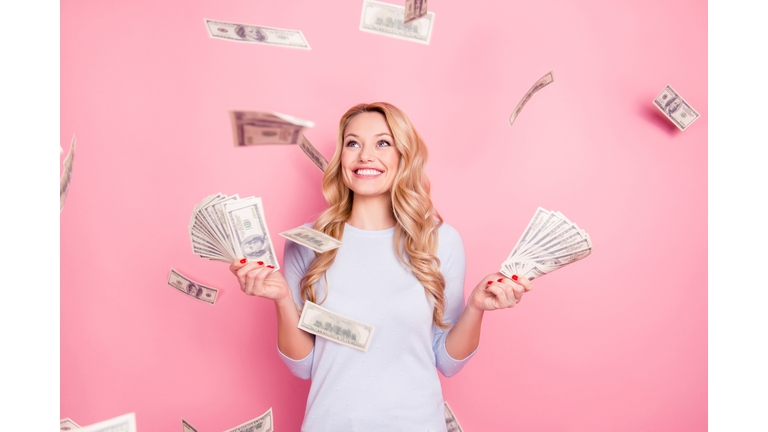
xmin=299 ymin=102 xmax=449 ymax=329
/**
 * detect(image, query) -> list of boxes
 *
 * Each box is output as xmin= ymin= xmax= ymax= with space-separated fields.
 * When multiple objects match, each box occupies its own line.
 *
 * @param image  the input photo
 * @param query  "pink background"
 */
xmin=60 ymin=0 xmax=707 ymax=430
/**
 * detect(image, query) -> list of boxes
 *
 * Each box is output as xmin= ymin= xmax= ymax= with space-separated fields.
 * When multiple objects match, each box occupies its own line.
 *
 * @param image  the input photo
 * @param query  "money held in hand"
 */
xmin=204 ymin=19 xmax=310 ymax=50
xmin=60 ymin=134 xmax=76 ymax=213
xmin=653 ymin=84 xmax=700 ymax=131
xmin=298 ymin=134 xmax=329 ymax=172
xmin=444 ymin=402 xmax=465 ymax=432
xmin=78 ymin=413 xmax=136 ymax=432
xmin=404 ymin=0 xmax=428 ymax=24
xmin=60 ymin=418 xmax=81 ymax=430
xmin=298 ymin=301 xmax=375 ymax=352
xmin=223 ymin=408 xmax=274 ymax=432
xmin=500 ymin=207 xmax=592 ymax=280
xmin=509 ymin=71 xmax=555 ymax=127
xmin=167 ymin=268 xmax=219 ymax=305
xmin=230 ymin=110 xmax=314 ymax=146
xmin=359 ymin=0 xmax=435 ymax=45
xmin=279 ymin=226 xmax=343 ymax=253
xmin=189 ymin=193 xmax=280 ymax=269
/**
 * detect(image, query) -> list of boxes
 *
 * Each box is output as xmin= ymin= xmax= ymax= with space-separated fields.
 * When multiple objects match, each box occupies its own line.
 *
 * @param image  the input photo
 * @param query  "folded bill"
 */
xmin=168 ymin=268 xmax=219 ymax=305
xmin=60 ymin=134 xmax=76 ymax=213
xmin=444 ymin=401 xmax=464 ymax=432
xmin=182 ymin=418 xmax=199 ymax=432
xmin=509 ymin=71 xmax=555 ymax=127
xmin=404 ymin=0 xmax=428 ymax=25
xmin=204 ymin=19 xmax=310 ymax=50
xmin=359 ymin=0 xmax=435 ymax=45
xmin=79 ymin=413 xmax=136 ymax=432
xmin=229 ymin=110 xmax=314 ymax=147
xmin=223 ymin=408 xmax=273 ymax=432
xmin=298 ymin=301 xmax=375 ymax=352
xmin=279 ymin=226 xmax=343 ymax=253
xmin=653 ymin=84 xmax=700 ymax=131
xmin=60 ymin=418 xmax=81 ymax=431
xmin=298 ymin=134 xmax=329 ymax=172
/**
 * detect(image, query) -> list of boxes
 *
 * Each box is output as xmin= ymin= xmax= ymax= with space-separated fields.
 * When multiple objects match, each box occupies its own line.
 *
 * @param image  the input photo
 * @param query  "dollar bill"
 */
xmin=204 ymin=19 xmax=310 ymax=50
xmin=298 ymin=301 xmax=375 ymax=352
xmin=60 ymin=418 xmax=81 ymax=430
xmin=224 ymin=197 xmax=280 ymax=269
xmin=359 ymin=0 xmax=435 ymax=45
xmin=444 ymin=402 xmax=464 ymax=432
xmin=79 ymin=413 xmax=136 ymax=432
xmin=298 ymin=134 xmax=329 ymax=172
xmin=223 ymin=408 xmax=273 ymax=432
xmin=229 ymin=110 xmax=314 ymax=147
xmin=404 ymin=0 xmax=428 ymax=24
xmin=653 ymin=84 xmax=700 ymax=131
xmin=167 ymin=268 xmax=219 ymax=305
xmin=509 ymin=71 xmax=555 ymax=127
xmin=500 ymin=207 xmax=591 ymax=280
xmin=182 ymin=418 xmax=198 ymax=432
xmin=60 ymin=134 xmax=76 ymax=213
xmin=279 ymin=226 xmax=343 ymax=253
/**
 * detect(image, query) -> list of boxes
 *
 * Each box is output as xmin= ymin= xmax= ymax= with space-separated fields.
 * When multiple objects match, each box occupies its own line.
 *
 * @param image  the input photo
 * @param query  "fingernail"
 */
xmin=240 ymin=258 xmax=246 ymax=264
xmin=484 ymin=286 xmax=488 ymax=289
xmin=267 ymin=265 xmax=274 ymax=269
xmin=257 ymin=261 xmax=264 ymax=265
xmin=512 ymin=275 xmax=519 ymax=281
xmin=486 ymin=281 xmax=492 ymax=284
xmin=497 ymin=278 xmax=503 ymax=282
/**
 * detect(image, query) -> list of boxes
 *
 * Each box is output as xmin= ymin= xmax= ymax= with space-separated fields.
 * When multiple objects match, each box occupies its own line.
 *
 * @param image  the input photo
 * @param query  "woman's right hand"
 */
xmin=229 ymin=259 xmax=291 ymax=304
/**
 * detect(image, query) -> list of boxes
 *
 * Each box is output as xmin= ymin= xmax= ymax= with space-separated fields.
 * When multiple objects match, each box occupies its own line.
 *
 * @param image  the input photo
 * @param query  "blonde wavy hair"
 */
xmin=300 ymin=102 xmax=450 ymax=329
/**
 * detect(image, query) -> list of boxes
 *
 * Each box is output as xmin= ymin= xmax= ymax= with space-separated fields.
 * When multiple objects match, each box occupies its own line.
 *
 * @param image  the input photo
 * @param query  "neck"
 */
xmin=347 ymin=193 xmax=396 ymax=231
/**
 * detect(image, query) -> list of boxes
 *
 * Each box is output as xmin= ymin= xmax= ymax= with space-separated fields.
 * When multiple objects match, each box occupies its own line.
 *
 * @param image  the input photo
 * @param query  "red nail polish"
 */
xmin=512 ymin=275 xmax=519 ymax=281
xmin=486 ymin=281 xmax=492 ymax=284
xmin=257 ymin=261 xmax=264 ymax=265
xmin=484 ymin=286 xmax=488 ymax=289
xmin=497 ymin=278 xmax=503 ymax=282
xmin=240 ymin=258 xmax=246 ymax=264
xmin=267 ymin=265 xmax=274 ymax=268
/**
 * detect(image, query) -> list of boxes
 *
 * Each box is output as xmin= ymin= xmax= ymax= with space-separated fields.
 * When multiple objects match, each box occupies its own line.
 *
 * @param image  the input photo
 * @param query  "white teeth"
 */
xmin=356 ymin=169 xmax=382 ymax=176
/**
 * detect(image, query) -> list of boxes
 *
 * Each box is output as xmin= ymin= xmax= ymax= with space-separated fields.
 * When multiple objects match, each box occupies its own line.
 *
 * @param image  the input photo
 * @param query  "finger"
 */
xmin=230 ymin=258 xmax=249 ymax=275
xmin=510 ymin=274 xmax=533 ymax=292
xmin=486 ymin=284 xmax=515 ymax=308
xmin=244 ymin=266 xmax=272 ymax=295
xmin=493 ymin=277 xmax=521 ymax=302
xmin=236 ymin=260 xmax=266 ymax=279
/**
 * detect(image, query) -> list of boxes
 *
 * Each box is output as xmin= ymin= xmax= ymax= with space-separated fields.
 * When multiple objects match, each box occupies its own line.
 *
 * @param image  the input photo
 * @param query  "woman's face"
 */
xmin=341 ymin=112 xmax=401 ymax=198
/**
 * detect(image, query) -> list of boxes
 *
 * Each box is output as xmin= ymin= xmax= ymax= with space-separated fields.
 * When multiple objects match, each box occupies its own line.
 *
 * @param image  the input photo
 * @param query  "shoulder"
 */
xmin=437 ymin=222 xmax=464 ymax=252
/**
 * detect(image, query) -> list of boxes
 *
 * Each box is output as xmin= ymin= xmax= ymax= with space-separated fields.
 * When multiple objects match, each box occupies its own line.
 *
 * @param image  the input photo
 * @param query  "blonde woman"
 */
xmin=230 ymin=102 xmax=533 ymax=431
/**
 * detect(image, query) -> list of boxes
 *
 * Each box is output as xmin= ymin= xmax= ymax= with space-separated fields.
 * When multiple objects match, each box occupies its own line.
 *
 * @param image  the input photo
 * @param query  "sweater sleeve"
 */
xmin=277 ymin=231 xmax=317 ymax=379
xmin=432 ymin=224 xmax=477 ymax=377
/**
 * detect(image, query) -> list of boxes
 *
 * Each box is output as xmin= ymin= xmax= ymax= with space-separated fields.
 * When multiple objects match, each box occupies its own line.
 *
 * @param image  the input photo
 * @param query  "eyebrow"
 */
xmin=344 ymin=132 xmax=393 ymax=139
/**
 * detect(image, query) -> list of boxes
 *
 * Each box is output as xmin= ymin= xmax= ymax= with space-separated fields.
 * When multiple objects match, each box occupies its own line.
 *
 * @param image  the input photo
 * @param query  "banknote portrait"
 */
xmin=187 ymin=282 xmax=202 ymax=298
xmin=241 ymin=234 xmax=269 ymax=259
xmin=235 ymin=25 xmax=267 ymax=42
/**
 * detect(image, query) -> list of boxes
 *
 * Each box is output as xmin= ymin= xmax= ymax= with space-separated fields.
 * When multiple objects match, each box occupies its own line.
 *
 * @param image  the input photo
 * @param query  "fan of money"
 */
xmin=188 ymin=193 xmax=280 ymax=269
xmin=500 ymin=207 xmax=592 ymax=280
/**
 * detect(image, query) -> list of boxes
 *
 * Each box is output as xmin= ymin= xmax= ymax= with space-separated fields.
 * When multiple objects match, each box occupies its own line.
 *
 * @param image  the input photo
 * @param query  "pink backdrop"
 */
xmin=60 ymin=0 xmax=707 ymax=430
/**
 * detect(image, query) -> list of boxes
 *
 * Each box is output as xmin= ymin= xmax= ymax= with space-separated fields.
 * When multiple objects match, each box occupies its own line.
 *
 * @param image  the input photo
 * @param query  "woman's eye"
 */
xmin=346 ymin=141 xmax=360 ymax=147
xmin=377 ymin=140 xmax=391 ymax=147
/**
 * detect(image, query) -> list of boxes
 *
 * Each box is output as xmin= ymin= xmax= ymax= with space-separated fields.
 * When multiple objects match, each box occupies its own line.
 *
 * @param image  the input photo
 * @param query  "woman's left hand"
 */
xmin=468 ymin=273 xmax=533 ymax=311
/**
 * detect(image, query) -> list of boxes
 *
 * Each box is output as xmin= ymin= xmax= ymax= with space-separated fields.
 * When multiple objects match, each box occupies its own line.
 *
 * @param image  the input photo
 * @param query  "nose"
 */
xmin=359 ymin=145 xmax=375 ymax=163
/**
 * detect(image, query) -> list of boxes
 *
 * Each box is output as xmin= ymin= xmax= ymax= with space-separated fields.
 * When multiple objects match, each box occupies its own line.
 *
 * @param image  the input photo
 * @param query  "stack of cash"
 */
xmin=500 ymin=207 xmax=592 ymax=280
xmin=184 ymin=408 xmax=273 ymax=432
xmin=189 ymin=194 xmax=279 ymax=269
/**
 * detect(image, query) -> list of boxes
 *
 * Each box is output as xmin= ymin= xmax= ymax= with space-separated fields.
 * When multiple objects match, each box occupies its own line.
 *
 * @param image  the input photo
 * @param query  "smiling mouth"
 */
xmin=355 ymin=169 xmax=383 ymax=176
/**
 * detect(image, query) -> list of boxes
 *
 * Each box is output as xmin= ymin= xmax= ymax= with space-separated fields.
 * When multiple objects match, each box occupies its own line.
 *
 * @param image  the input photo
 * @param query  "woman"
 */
xmin=230 ymin=102 xmax=533 ymax=431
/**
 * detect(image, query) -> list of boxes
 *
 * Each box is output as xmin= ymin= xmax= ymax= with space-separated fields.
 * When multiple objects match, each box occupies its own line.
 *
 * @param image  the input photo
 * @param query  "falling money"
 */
xmin=509 ymin=70 xmax=555 ymax=127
